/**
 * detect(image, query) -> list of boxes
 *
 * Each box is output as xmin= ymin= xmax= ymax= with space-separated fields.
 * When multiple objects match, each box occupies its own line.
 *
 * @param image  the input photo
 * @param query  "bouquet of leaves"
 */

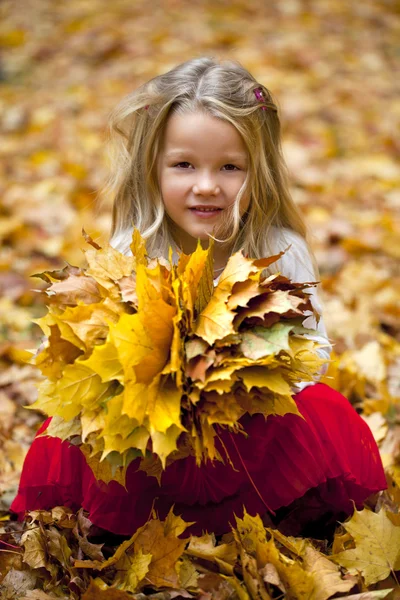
xmin=29 ymin=229 xmax=328 ymax=483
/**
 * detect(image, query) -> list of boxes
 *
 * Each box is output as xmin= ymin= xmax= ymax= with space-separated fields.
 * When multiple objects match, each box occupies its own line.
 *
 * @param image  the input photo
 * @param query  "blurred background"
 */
xmin=0 ymin=0 xmax=399 ymax=510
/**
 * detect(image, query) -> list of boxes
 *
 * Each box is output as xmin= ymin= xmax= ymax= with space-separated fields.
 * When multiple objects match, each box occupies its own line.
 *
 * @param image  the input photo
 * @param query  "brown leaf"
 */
xmin=20 ymin=528 xmax=47 ymax=570
xmin=132 ymin=512 xmax=188 ymax=588
xmin=72 ymin=510 xmax=104 ymax=562
xmin=0 ymin=569 xmax=38 ymax=598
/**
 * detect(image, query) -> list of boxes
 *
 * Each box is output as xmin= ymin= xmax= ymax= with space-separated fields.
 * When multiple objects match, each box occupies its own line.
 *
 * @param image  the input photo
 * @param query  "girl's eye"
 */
xmin=173 ymin=162 xmax=240 ymax=171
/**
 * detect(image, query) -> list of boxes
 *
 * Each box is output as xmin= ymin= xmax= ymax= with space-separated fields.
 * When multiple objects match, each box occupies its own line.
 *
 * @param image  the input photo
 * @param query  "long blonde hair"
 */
xmin=105 ymin=56 xmax=319 ymax=278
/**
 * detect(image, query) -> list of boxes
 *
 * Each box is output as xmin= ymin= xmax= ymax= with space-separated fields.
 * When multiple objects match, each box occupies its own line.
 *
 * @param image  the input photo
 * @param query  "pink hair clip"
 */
xmin=254 ymin=87 xmax=267 ymax=111
xmin=144 ymin=105 xmax=149 ymax=110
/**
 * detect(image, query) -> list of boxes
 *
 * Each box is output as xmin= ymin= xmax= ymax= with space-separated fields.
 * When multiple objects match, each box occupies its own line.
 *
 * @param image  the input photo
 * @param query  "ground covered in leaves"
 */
xmin=0 ymin=0 xmax=399 ymax=598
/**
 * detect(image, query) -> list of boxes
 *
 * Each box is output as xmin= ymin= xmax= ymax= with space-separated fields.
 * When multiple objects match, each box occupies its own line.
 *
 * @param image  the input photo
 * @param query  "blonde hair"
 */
xmin=105 ymin=56 xmax=319 ymax=279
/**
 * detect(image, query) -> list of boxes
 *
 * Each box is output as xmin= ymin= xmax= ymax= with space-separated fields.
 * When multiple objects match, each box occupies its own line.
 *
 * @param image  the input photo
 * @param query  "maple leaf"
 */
xmin=194 ymin=249 xmax=263 ymax=345
xmin=45 ymin=269 xmax=103 ymax=307
xmin=112 ymin=548 xmax=152 ymax=592
xmin=131 ymin=508 xmax=190 ymax=588
xmin=331 ymin=507 xmax=400 ymax=586
xmin=186 ymin=533 xmax=237 ymax=576
xmin=20 ymin=528 xmax=47 ymax=571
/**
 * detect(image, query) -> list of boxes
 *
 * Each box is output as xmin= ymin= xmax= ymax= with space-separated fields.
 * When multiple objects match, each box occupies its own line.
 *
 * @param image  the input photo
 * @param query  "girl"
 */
xmin=11 ymin=57 xmax=386 ymax=539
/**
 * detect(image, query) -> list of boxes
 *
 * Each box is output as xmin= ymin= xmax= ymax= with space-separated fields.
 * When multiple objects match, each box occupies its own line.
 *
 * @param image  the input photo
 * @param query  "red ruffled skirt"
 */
xmin=11 ymin=383 xmax=387 ymax=536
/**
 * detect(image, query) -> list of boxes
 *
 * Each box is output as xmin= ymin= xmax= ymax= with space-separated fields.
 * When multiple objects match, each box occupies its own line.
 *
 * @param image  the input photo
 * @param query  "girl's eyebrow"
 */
xmin=165 ymin=149 xmax=247 ymax=161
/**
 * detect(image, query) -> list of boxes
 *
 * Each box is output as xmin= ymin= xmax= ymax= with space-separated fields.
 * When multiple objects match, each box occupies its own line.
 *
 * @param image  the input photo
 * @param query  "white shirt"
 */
xmin=212 ymin=227 xmax=332 ymax=392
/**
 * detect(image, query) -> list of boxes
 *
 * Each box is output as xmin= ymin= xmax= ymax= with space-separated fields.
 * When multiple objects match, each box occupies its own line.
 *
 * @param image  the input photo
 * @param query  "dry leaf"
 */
xmin=332 ymin=508 xmax=400 ymax=586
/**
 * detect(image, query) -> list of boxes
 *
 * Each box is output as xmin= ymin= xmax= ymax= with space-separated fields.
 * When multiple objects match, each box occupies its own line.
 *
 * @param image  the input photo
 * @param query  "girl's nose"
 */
xmin=192 ymin=173 xmax=220 ymax=196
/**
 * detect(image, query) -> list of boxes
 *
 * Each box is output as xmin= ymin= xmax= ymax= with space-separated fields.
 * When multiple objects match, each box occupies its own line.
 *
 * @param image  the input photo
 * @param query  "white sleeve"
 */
xmin=273 ymin=230 xmax=333 ymax=392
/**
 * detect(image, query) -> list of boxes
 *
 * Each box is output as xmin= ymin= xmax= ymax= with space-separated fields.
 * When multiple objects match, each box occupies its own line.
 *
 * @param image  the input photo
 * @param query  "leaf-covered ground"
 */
xmin=0 ymin=0 xmax=399 ymax=597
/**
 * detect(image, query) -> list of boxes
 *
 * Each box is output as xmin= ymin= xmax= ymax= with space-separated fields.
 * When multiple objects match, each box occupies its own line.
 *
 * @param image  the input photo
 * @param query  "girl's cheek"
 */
xmin=166 ymin=176 xmax=190 ymax=193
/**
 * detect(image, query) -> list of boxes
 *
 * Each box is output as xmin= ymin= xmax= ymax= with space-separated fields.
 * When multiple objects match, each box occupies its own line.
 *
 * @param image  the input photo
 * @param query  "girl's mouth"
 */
xmin=190 ymin=208 xmax=223 ymax=218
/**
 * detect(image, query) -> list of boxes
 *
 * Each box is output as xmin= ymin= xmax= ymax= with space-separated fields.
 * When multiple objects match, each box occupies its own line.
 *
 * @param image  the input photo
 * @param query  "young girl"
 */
xmin=11 ymin=57 xmax=386 ymax=539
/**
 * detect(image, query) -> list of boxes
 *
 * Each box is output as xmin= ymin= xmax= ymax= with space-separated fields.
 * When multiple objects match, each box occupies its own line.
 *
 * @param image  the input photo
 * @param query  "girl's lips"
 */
xmin=189 ymin=208 xmax=223 ymax=218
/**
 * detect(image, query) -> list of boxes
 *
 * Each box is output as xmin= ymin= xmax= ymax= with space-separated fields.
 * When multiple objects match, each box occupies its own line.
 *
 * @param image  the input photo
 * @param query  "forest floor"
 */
xmin=0 ymin=0 xmax=399 ymax=598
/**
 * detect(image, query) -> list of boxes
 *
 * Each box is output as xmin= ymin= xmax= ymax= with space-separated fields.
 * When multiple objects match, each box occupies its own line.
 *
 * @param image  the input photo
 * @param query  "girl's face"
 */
xmin=157 ymin=111 xmax=250 ymax=254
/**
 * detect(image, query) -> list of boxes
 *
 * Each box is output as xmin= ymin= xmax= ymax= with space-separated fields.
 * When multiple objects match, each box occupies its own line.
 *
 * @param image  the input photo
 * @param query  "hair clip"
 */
xmin=253 ymin=87 xmax=267 ymax=111
xmin=144 ymin=105 xmax=149 ymax=110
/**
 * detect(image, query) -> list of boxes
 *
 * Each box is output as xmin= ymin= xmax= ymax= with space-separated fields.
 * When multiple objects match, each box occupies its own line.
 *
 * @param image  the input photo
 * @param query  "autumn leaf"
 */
xmin=132 ymin=508 xmax=189 ymax=588
xmin=20 ymin=528 xmax=47 ymax=571
xmin=194 ymin=249 xmax=262 ymax=345
xmin=84 ymin=242 xmax=135 ymax=293
xmin=302 ymin=544 xmax=357 ymax=600
xmin=186 ymin=532 xmax=237 ymax=576
xmin=112 ymin=548 xmax=152 ymax=592
xmin=81 ymin=579 xmax=134 ymax=599
xmin=331 ymin=507 xmax=400 ymax=586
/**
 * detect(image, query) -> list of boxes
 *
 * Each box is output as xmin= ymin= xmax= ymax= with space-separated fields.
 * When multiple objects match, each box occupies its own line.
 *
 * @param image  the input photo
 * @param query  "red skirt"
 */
xmin=11 ymin=383 xmax=387 ymax=537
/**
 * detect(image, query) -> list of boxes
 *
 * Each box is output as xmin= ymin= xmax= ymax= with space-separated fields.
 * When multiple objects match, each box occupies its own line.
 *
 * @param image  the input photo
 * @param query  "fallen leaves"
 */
xmin=2 ymin=505 xmax=398 ymax=599
xmin=1 ymin=0 xmax=399 ymax=597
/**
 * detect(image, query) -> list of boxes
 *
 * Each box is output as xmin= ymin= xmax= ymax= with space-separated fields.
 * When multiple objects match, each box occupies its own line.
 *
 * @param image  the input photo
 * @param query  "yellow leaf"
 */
xmin=122 ymin=378 xmax=150 ymax=424
xmin=50 ymin=315 xmax=87 ymax=351
xmin=59 ymin=302 xmax=119 ymax=349
xmin=203 ymin=378 xmax=235 ymax=394
xmin=56 ymin=363 xmax=111 ymax=416
xmin=80 ymin=446 xmax=128 ymax=487
xmin=77 ymin=337 xmax=123 ymax=383
xmin=302 ymin=544 xmax=356 ymax=600
xmin=35 ymin=324 xmax=82 ymax=380
xmin=110 ymin=302 xmax=174 ymax=381
xmin=332 ymin=508 xmax=400 ymax=586
xmin=147 ymin=374 xmax=183 ymax=434
xmin=81 ymin=410 xmax=105 ymax=442
xmin=191 ymin=238 xmax=215 ymax=319
xmin=112 ymin=548 xmax=152 ymax=592
xmin=194 ymin=250 xmax=259 ymax=345
xmin=164 ymin=509 xmax=194 ymax=538
xmin=152 ymin=423 xmax=182 ymax=468
xmin=102 ymin=427 xmax=150 ymax=461
xmin=85 ymin=244 xmax=135 ymax=291
xmin=82 ymin=579 xmax=134 ymax=599
xmin=130 ymin=228 xmax=148 ymax=266
xmin=135 ymin=261 xmax=167 ymax=309
xmin=178 ymin=556 xmax=199 ymax=588
xmin=133 ymin=508 xmax=188 ymax=588
xmin=202 ymin=390 xmax=244 ymax=426
xmin=43 ymin=415 xmax=81 ymax=440
xmin=238 ymin=366 xmax=293 ymax=396
xmin=186 ymin=533 xmax=237 ymax=575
